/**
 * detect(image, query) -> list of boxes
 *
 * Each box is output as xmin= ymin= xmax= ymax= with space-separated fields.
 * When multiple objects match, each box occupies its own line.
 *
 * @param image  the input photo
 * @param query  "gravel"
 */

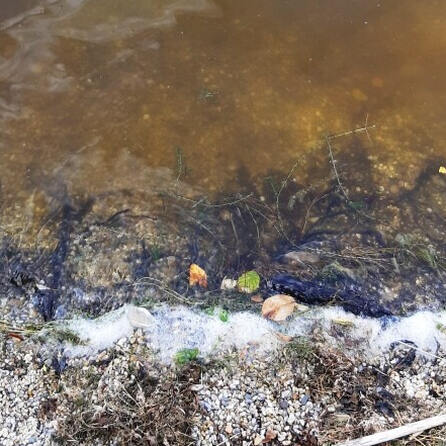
xmin=1 ymin=322 xmax=446 ymax=445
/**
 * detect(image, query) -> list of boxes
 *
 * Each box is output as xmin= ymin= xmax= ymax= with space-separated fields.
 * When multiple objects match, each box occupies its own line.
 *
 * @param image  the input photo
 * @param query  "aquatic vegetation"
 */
xmin=175 ymin=146 xmax=187 ymax=182
xmin=148 ymin=242 xmax=162 ymax=262
xmin=395 ymin=233 xmax=446 ymax=271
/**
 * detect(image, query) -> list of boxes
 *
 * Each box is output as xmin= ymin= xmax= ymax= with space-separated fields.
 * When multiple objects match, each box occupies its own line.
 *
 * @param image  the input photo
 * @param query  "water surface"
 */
xmin=2 ymin=1 xmax=446 ymax=321
xmin=1 ymin=0 xmax=446 ymax=202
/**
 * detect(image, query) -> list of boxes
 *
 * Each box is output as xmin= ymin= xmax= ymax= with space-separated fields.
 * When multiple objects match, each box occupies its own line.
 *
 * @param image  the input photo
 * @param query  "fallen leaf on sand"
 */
xmin=262 ymin=294 xmax=297 ymax=321
xmin=251 ymin=294 xmax=264 ymax=303
xmin=189 ymin=263 xmax=207 ymax=287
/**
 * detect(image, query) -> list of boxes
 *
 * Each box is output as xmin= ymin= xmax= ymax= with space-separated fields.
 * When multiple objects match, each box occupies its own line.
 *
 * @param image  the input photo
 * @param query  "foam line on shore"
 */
xmin=63 ymin=305 xmax=446 ymax=362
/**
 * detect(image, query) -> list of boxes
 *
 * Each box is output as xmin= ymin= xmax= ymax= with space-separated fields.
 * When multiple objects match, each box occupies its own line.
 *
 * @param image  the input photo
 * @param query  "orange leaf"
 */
xmin=262 ymin=294 xmax=296 ymax=321
xmin=189 ymin=264 xmax=207 ymax=287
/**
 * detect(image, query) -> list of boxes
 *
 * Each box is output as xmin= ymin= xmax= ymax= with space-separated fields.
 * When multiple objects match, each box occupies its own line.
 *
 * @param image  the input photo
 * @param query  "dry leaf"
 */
xmin=251 ymin=294 xmax=264 ymax=303
xmin=263 ymin=429 xmax=277 ymax=442
xmin=274 ymin=331 xmax=293 ymax=343
xmin=8 ymin=333 xmax=24 ymax=341
xmin=439 ymin=166 xmax=446 ymax=174
xmin=189 ymin=264 xmax=207 ymax=287
xmin=262 ymin=294 xmax=297 ymax=321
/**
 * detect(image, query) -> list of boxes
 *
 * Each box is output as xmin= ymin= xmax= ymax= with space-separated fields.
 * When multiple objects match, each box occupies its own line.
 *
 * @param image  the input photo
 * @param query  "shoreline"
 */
xmin=2 ymin=303 xmax=446 ymax=445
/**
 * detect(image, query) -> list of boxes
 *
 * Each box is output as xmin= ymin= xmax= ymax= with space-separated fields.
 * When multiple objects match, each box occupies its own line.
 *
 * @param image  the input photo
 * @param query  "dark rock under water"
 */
xmin=268 ymin=274 xmax=392 ymax=318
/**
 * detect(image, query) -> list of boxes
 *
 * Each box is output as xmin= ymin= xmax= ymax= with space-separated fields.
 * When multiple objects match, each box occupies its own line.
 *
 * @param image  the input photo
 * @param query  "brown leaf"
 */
xmin=263 ymin=429 xmax=277 ymax=442
xmin=189 ymin=264 xmax=207 ymax=287
xmin=251 ymin=294 xmax=264 ymax=303
xmin=8 ymin=333 xmax=24 ymax=341
xmin=261 ymin=294 xmax=296 ymax=321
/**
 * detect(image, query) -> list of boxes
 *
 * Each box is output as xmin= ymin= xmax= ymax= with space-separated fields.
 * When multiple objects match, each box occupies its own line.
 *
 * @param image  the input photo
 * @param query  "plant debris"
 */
xmin=237 ymin=270 xmax=261 ymax=293
xmin=261 ymin=294 xmax=298 ymax=321
xmin=189 ymin=263 xmax=208 ymax=288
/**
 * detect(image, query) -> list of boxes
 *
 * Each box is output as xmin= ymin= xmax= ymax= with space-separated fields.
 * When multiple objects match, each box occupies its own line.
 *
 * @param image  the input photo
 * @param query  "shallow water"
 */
xmin=1 ymin=0 xmax=446 ymax=323
xmin=1 ymin=0 xmax=446 ymax=201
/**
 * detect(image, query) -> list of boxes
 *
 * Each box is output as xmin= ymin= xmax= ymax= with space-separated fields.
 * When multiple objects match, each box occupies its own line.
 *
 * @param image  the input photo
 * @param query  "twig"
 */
xmin=173 ymin=192 xmax=254 ymax=208
xmin=301 ymin=192 xmax=330 ymax=235
xmin=336 ymin=413 xmax=446 ymax=446
xmin=326 ymin=136 xmax=350 ymax=201
xmin=271 ymin=161 xmax=299 ymax=242
xmin=396 ymin=340 xmax=445 ymax=362
xmin=244 ymin=203 xmax=261 ymax=246
xmin=328 ymin=114 xmax=375 ymax=142
xmin=133 ymin=277 xmax=191 ymax=304
xmin=53 ymin=137 xmax=101 ymax=174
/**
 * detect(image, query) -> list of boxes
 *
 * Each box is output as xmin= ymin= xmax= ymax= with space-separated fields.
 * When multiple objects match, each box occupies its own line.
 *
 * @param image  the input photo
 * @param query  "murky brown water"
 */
xmin=2 ymin=0 xmax=446 ymax=324
xmin=1 ymin=0 xmax=446 ymax=212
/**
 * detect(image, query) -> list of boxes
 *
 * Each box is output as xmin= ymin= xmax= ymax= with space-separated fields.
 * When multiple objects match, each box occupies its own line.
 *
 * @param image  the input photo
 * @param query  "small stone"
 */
xmin=221 ymin=278 xmax=237 ymax=290
xmin=287 ymin=413 xmax=296 ymax=425
xmin=279 ymin=399 xmax=288 ymax=410
xmin=282 ymin=251 xmax=320 ymax=265
xmin=300 ymin=394 xmax=309 ymax=405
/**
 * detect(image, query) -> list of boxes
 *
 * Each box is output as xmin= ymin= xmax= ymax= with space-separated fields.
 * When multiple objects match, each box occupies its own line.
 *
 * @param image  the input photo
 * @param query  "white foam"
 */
xmin=66 ymin=306 xmax=133 ymax=357
xmin=287 ymin=307 xmax=446 ymax=356
xmin=62 ymin=304 xmax=446 ymax=363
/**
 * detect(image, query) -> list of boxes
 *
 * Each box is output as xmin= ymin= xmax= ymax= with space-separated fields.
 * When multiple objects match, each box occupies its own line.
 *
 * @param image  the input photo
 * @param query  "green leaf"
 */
xmin=204 ymin=306 xmax=215 ymax=316
xmin=237 ymin=270 xmax=260 ymax=293
xmin=174 ymin=348 xmax=200 ymax=365
xmin=219 ymin=309 xmax=229 ymax=322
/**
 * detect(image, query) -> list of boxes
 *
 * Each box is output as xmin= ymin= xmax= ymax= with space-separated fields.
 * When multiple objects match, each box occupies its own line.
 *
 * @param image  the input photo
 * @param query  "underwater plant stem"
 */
xmin=327 ymin=114 xmax=375 ymax=142
xmin=326 ymin=135 xmax=350 ymax=202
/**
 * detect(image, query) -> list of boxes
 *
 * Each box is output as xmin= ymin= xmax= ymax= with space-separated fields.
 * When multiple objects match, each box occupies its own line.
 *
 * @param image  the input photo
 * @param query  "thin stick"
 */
xmin=328 ymin=114 xmax=375 ymax=141
xmin=173 ymin=192 xmax=254 ymax=208
xmin=396 ymin=340 xmax=444 ymax=362
xmin=326 ymin=136 xmax=350 ymax=201
xmin=336 ymin=413 xmax=446 ymax=446
xmin=275 ymin=160 xmax=299 ymax=240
